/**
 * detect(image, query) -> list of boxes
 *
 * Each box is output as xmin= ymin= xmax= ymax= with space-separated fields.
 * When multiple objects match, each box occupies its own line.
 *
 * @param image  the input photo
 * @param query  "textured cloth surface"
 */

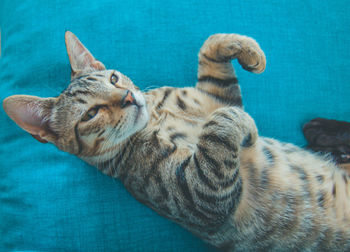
xmin=0 ymin=0 xmax=349 ymax=251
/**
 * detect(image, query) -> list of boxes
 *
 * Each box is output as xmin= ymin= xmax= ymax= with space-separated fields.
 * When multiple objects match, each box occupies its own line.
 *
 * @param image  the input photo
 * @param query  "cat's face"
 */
xmin=53 ymin=69 xmax=148 ymax=157
xmin=3 ymin=31 xmax=149 ymax=163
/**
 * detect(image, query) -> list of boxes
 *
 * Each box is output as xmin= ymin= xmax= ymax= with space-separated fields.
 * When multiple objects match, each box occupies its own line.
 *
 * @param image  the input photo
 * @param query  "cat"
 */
xmin=3 ymin=31 xmax=350 ymax=251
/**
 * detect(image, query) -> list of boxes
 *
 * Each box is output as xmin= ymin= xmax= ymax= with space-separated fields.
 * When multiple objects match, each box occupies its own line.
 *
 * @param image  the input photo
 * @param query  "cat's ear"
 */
xmin=65 ymin=31 xmax=106 ymax=80
xmin=3 ymin=95 xmax=57 ymax=143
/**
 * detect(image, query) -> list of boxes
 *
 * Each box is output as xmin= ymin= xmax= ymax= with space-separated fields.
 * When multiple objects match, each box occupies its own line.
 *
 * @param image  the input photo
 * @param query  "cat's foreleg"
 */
xmin=196 ymin=33 xmax=265 ymax=106
xmin=175 ymin=106 xmax=257 ymax=229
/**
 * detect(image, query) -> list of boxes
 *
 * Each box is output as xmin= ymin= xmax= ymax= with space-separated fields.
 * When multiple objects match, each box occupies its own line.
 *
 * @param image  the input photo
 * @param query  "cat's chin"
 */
xmin=133 ymin=105 xmax=149 ymax=132
xmin=120 ymin=104 xmax=149 ymax=141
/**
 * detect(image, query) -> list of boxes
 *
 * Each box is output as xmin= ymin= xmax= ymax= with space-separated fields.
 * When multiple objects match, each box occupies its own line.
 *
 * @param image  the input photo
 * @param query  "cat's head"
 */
xmin=3 ymin=31 xmax=149 ymax=164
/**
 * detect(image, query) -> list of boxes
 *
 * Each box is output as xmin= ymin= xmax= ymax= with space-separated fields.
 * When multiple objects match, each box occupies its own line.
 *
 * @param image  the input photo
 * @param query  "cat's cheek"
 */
xmin=56 ymin=136 xmax=79 ymax=155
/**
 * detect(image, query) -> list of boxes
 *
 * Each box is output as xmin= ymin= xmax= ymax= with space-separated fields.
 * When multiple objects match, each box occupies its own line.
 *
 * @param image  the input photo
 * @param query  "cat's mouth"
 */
xmin=125 ymin=91 xmax=148 ymax=130
xmin=131 ymin=92 xmax=147 ymax=123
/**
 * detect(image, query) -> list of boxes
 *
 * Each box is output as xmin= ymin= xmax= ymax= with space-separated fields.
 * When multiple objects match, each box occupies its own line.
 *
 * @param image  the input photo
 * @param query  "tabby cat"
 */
xmin=3 ymin=31 xmax=350 ymax=251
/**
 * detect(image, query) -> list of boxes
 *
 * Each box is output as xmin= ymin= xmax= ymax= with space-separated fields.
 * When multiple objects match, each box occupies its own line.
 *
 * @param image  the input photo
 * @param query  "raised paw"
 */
xmin=206 ymin=107 xmax=258 ymax=147
xmin=200 ymin=33 xmax=266 ymax=74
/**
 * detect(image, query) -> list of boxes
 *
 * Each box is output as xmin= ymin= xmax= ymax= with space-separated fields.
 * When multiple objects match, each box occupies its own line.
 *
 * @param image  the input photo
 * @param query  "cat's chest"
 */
xmin=145 ymin=87 xmax=223 ymax=149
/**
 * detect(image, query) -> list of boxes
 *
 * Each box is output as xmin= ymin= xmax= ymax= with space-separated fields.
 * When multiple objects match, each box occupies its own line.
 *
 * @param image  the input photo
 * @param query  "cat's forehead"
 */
xmin=76 ymin=69 xmax=116 ymax=79
xmin=71 ymin=70 xmax=116 ymax=84
xmin=62 ymin=70 xmax=118 ymax=94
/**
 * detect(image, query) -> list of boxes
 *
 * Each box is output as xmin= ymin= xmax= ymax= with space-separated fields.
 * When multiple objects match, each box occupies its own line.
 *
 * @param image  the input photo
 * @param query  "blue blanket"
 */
xmin=1 ymin=0 xmax=349 ymax=250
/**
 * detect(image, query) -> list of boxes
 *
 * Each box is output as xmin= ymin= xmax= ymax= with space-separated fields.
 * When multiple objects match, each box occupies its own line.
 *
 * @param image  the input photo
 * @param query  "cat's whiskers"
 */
xmin=93 ymin=129 xmax=118 ymax=182
xmin=102 ymin=127 xmax=117 ymax=154
xmin=97 ymin=126 xmax=124 ymax=183
xmin=109 ymin=127 xmax=124 ymax=179
xmin=141 ymin=85 xmax=160 ymax=92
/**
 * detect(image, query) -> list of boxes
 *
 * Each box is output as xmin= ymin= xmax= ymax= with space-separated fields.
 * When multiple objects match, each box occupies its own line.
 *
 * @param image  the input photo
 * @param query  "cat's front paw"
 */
xmin=208 ymin=107 xmax=258 ymax=147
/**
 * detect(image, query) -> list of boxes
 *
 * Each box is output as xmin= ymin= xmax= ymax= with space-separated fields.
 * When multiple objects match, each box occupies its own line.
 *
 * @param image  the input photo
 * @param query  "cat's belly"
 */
xmin=157 ymin=113 xmax=206 ymax=149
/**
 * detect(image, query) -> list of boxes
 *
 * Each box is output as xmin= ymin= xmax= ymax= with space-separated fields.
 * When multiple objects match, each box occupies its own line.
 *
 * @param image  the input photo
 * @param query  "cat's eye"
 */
xmin=82 ymin=107 xmax=100 ymax=122
xmin=110 ymin=74 xmax=119 ymax=85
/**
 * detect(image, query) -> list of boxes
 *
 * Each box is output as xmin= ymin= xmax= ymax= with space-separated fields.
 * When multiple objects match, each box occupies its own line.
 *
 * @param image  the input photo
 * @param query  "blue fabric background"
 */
xmin=0 ymin=0 xmax=349 ymax=251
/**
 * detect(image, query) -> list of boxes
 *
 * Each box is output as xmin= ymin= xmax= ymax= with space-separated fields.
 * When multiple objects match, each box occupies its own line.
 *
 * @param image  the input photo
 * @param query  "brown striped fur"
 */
xmin=3 ymin=32 xmax=350 ymax=251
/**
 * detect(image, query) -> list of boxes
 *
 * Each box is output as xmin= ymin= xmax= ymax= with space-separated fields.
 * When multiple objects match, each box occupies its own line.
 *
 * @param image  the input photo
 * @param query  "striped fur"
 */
xmin=3 ymin=32 xmax=350 ymax=251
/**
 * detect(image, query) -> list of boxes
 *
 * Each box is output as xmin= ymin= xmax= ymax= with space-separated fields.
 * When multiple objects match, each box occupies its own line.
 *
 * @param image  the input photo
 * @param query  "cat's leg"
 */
xmin=196 ymin=33 xmax=266 ymax=106
xmin=174 ymin=106 xmax=257 ymax=232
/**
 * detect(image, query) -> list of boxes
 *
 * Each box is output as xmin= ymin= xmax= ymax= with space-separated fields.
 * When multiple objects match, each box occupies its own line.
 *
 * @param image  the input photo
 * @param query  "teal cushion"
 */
xmin=0 ymin=0 xmax=349 ymax=251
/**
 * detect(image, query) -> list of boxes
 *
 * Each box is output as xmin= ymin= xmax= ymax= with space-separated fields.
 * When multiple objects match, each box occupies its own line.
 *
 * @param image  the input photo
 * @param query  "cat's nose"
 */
xmin=121 ymin=90 xmax=137 ymax=108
